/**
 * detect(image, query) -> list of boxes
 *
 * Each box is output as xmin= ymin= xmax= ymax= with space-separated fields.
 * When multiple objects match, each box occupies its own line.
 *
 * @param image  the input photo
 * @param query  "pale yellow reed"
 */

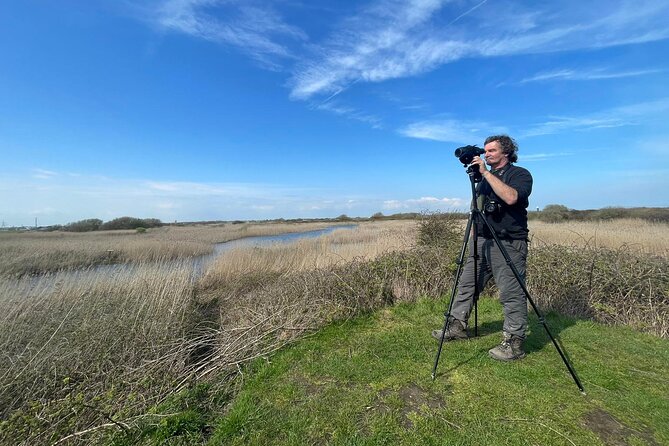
xmin=200 ymin=221 xmax=418 ymax=286
xmin=529 ymin=219 xmax=669 ymax=255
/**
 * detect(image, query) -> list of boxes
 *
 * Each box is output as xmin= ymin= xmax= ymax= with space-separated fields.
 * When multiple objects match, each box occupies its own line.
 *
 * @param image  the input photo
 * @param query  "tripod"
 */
xmin=431 ymin=167 xmax=585 ymax=393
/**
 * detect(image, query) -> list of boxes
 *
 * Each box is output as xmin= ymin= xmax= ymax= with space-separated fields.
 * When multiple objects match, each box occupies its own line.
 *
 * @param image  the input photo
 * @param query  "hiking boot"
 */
xmin=431 ymin=317 xmax=468 ymax=341
xmin=488 ymin=332 xmax=526 ymax=361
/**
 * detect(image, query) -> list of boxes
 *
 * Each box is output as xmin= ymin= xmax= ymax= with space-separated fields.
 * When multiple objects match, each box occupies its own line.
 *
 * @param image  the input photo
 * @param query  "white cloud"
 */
xmin=289 ymin=0 xmax=669 ymax=99
xmin=32 ymin=168 xmax=59 ymax=179
xmin=151 ymin=0 xmax=306 ymax=67
xmin=315 ymin=100 xmax=383 ymax=129
xmin=4 ymin=170 xmax=438 ymax=225
xmin=520 ymin=152 xmax=574 ymax=161
xmin=398 ymin=119 xmax=507 ymax=143
xmin=515 ymin=67 xmax=665 ymax=84
xmin=400 ymin=97 xmax=669 ymax=141
xmin=522 ymin=97 xmax=669 ymax=137
xmin=136 ymin=1 xmax=669 ymax=103
xmin=383 ymin=196 xmax=466 ymax=211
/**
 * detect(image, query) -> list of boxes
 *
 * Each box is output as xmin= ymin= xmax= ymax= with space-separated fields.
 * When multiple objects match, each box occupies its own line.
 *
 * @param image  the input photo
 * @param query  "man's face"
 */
xmin=483 ymin=141 xmax=507 ymax=168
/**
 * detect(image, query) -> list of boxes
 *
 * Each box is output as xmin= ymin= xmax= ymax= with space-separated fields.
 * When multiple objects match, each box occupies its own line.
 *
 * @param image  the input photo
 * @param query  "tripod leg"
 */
xmin=481 ymin=218 xmax=585 ymax=393
xmin=431 ymin=215 xmax=474 ymax=380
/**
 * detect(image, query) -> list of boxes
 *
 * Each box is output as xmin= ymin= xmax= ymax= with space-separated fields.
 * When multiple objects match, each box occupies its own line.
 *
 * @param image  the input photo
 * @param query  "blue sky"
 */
xmin=1 ymin=0 xmax=668 ymax=226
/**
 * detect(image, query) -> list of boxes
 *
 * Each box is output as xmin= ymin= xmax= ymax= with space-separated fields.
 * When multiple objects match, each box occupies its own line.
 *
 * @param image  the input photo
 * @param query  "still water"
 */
xmin=193 ymin=224 xmax=357 ymax=274
xmin=23 ymin=225 xmax=358 ymax=290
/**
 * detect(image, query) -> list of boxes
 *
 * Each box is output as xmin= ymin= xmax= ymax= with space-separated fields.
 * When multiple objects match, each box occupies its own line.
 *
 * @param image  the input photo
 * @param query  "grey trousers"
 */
xmin=450 ymin=236 xmax=529 ymax=338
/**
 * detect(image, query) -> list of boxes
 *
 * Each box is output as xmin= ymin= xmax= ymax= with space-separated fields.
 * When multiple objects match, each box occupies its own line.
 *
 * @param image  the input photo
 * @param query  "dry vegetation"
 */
xmin=199 ymin=220 xmax=416 ymax=289
xmin=0 ymin=217 xmax=667 ymax=445
xmin=0 ymin=221 xmax=351 ymax=278
xmin=529 ymin=218 xmax=669 ymax=255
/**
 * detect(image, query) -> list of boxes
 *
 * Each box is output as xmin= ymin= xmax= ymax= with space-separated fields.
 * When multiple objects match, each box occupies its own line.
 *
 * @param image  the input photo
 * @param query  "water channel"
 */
xmin=19 ymin=224 xmax=358 ymax=291
xmin=192 ymin=224 xmax=358 ymax=275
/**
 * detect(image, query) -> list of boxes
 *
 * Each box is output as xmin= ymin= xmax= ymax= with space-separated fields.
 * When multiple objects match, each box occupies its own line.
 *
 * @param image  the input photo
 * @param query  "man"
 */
xmin=432 ymin=134 xmax=533 ymax=361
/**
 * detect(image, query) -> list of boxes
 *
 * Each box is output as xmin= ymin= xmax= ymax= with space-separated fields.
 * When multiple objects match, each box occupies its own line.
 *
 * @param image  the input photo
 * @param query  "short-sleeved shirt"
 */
xmin=476 ymin=164 xmax=533 ymax=240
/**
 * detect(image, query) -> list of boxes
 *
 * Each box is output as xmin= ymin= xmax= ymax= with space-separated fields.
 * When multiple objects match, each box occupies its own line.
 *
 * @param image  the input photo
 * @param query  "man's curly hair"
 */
xmin=485 ymin=134 xmax=518 ymax=163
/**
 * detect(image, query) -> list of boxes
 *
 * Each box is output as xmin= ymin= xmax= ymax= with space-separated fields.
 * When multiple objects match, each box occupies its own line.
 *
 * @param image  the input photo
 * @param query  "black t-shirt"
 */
xmin=476 ymin=164 xmax=533 ymax=240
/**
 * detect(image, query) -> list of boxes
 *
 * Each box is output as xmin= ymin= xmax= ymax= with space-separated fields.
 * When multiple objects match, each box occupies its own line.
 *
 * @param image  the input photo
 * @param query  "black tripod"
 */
xmin=431 ymin=166 xmax=585 ymax=394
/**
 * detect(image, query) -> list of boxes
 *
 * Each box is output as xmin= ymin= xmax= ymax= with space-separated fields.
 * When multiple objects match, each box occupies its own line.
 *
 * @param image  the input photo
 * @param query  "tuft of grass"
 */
xmin=211 ymin=297 xmax=669 ymax=446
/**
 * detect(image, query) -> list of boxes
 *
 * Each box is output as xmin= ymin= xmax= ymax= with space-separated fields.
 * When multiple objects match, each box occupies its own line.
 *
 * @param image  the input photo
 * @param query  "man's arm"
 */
xmin=481 ymin=170 xmax=518 ymax=205
xmin=471 ymin=156 xmax=519 ymax=205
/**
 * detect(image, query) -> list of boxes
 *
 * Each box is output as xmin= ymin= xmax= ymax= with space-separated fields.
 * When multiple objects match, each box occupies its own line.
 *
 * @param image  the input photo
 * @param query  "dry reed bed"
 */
xmin=529 ymin=219 xmax=669 ymax=256
xmin=199 ymin=220 xmax=417 ymax=289
xmin=0 ymin=262 xmax=198 ymax=444
xmin=0 ymin=221 xmax=350 ymax=278
xmin=0 ymin=221 xmax=417 ymax=444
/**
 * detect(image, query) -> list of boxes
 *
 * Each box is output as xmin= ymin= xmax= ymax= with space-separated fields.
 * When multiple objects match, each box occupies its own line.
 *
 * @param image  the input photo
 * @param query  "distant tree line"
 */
xmin=42 ymin=207 xmax=667 ymax=232
xmin=59 ymin=217 xmax=164 ymax=232
xmin=529 ymin=205 xmax=669 ymax=223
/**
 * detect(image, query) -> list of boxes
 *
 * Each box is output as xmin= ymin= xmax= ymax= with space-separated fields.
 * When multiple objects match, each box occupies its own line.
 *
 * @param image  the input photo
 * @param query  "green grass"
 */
xmin=208 ymin=297 xmax=669 ymax=446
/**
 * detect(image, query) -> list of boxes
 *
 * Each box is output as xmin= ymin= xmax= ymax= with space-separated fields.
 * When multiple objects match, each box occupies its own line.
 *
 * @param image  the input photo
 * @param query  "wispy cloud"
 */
xmin=151 ymin=0 xmax=306 ymax=67
xmin=515 ymin=67 xmax=665 ymax=84
xmin=32 ymin=168 xmax=59 ymax=179
xmin=289 ymin=0 xmax=669 ymax=99
xmin=520 ymin=152 xmax=574 ymax=161
xmin=289 ymin=0 xmax=456 ymax=99
xmin=1 ymin=171 xmax=400 ymax=225
xmin=522 ymin=97 xmax=669 ymax=137
xmin=315 ymin=100 xmax=383 ymax=129
xmin=398 ymin=119 xmax=508 ymax=143
xmin=383 ymin=196 xmax=466 ymax=211
xmin=400 ymin=97 xmax=669 ymax=141
xmin=138 ymin=1 xmax=669 ymax=102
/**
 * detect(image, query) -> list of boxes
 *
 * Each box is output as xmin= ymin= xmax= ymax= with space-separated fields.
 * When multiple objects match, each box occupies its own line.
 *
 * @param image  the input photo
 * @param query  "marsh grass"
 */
xmin=0 ymin=262 xmax=198 ymax=444
xmin=0 ymin=221 xmax=352 ymax=278
xmin=529 ymin=219 xmax=669 ymax=256
xmin=199 ymin=221 xmax=417 ymax=290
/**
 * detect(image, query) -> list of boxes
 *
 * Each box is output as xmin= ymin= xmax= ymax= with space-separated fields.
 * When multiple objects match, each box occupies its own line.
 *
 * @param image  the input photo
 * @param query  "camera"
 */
xmin=484 ymin=199 xmax=501 ymax=215
xmin=454 ymin=145 xmax=484 ymax=165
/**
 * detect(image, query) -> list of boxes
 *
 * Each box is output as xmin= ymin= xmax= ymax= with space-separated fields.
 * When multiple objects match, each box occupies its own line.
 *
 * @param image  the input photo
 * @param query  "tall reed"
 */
xmin=0 ymin=261 xmax=197 ymax=444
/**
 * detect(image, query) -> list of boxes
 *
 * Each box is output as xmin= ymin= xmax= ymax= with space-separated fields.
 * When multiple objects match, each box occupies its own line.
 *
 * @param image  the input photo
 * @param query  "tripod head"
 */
xmin=455 ymin=145 xmax=484 ymax=182
xmin=465 ymin=163 xmax=483 ymax=183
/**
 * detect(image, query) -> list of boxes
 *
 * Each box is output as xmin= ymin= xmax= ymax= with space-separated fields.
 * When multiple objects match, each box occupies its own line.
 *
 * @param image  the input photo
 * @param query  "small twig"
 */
xmin=51 ymin=423 xmax=120 ymax=445
xmin=81 ymin=403 xmax=130 ymax=432
xmin=438 ymin=415 xmax=461 ymax=430
xmin=500 ymin=417 xmax=576 ymax=446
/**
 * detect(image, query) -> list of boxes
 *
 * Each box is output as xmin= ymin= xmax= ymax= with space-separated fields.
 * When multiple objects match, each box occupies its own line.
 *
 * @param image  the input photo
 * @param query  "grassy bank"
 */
xmin=125 ymin=297 xmax=669 ymax=445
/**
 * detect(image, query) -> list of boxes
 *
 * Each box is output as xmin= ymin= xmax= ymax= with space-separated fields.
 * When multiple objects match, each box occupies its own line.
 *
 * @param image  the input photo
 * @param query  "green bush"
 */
xmin=538 ymin=204 xmax=571 ymax=223
xmin=63 ymin=218 xmax=103 ymax=232
xmin=417 ymin=212 xmax=462 ymax=250
xmin=101 ymin=217 xmax=163 ymax=230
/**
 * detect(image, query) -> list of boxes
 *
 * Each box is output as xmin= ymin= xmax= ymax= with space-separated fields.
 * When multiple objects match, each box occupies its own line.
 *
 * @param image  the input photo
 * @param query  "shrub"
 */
xmin=538 ymin=204 xmax=571 ymax=223
xmin=417 ymin=212 xmax=462 ymax=251
xmin=527 ymin=242 xmax=669 ymax=337
xmin=100 ymin=217 xmax=163 ymax=231
xmin=63 ymin=218 xmax=103 ymax=232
